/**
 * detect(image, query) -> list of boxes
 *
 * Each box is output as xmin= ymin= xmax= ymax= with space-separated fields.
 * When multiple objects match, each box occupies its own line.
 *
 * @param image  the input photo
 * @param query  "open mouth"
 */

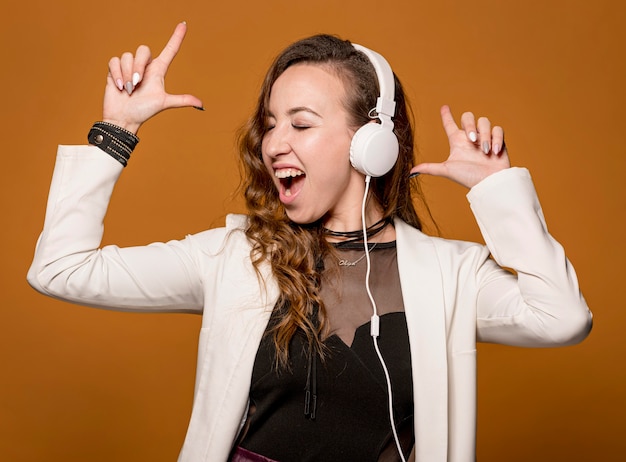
xmin=275 ymin=168 xmax=305 ymax=198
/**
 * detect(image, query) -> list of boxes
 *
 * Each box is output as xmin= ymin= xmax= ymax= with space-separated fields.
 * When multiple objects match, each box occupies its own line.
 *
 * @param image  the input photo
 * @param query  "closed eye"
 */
xmin=292 ymin=124 xmax=310 ymax=130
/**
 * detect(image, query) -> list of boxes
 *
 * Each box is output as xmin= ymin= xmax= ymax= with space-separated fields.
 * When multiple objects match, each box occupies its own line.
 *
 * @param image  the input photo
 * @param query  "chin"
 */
xmin=284 ymin=209 xmax=323 ymax=226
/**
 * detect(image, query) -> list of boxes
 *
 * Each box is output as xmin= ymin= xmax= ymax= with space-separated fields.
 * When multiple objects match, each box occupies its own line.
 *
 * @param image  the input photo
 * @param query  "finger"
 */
xmin=460 ymin=112 xmax=477 ymax=143
xmin=156 ymin=22 xmax=187 ymax=67
xmin=440 ymin=105 xmax=459 ymax=138
xmin=108 ymin=56 xmax=124 ymax=91
xmin=492 ymin=126 xmax=505 ymax=155
xmin=120 ymin=52 xmax=135 ymax=95
xmin=164 ymin=92 xmax=204 ymax=110
xmin=476 ymin=116 xmax=492 ymax=154
xmin=131 ymin=45 xmax=152 ymax=89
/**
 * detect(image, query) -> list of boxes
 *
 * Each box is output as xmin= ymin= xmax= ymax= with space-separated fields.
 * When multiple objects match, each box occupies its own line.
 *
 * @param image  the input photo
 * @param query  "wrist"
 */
xmin=101 ymin=118 xmax=141 ymax=135
xmin=88 ymin=121 xmax=140 ymax=167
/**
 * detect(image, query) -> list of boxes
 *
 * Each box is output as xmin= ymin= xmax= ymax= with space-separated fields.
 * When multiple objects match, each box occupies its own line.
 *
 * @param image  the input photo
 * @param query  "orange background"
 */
xmin=2 ymin=0 xmax=624 ymax=460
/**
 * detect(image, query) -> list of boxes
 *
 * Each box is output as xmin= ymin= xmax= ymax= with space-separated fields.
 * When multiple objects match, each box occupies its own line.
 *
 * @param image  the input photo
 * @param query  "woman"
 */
xmin=27 ymin=22 xmax=592 ymax=462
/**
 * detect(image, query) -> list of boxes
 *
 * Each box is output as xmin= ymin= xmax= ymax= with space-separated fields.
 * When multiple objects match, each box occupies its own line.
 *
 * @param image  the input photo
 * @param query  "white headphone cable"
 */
xmin=362 ymin=175 xmax=407 ymax=462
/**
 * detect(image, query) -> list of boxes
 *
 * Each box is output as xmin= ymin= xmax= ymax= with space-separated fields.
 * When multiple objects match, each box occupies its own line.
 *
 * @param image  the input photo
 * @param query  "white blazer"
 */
xmin=28 ymin=145 xmax=592 ymax=462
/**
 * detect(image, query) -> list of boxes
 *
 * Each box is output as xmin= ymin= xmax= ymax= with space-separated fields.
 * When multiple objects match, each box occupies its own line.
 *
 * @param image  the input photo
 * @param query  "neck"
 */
xmin=322 ymin=201 xmax=383 ymax=232
xmin=322 ymin=190 xmax=396 ymax=242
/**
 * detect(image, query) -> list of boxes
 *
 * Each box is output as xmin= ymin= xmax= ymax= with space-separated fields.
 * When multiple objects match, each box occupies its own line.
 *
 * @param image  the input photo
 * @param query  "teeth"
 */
xmin=275 ymin=168 xmax=304 ymax=179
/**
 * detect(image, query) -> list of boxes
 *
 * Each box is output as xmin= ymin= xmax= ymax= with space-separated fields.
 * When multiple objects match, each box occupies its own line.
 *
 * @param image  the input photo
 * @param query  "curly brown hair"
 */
xmin=237 ymin=34 xmax=426 ymax=367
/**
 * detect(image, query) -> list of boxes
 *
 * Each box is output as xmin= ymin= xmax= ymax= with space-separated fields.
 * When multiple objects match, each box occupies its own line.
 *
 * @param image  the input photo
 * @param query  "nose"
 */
xmin=262 ymin=125 xmax=291 ymax=159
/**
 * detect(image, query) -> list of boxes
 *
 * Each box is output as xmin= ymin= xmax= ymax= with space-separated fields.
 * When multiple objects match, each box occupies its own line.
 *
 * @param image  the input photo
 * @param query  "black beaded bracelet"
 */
xmin=87 ymin=121 xmax=140 ymax=167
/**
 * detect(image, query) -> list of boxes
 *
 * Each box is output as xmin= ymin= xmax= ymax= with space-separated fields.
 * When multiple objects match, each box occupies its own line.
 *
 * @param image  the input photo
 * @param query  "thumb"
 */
xmin=410 ymin=162 xmax=447 ymax=178
xmin=164 ymin=93 xmax=204 ymax=110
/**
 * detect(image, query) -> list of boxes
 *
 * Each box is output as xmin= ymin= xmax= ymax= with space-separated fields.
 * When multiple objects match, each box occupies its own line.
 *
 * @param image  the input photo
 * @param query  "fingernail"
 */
xmin=469 ymin=131 xmax=477 ymax=142
xmin=125 ymin=81 xmax=133 ymax=95
xmin=193 ymin=106 xmax=205 ymax=111
xmin=132 ymin=72 xmax=141 ymax=86
xmin=116 ymin=79 xmax=124 ymax=91
xmin=493 ymin=143 xmax=500 ymax=155
xmin=408 ymin=172 xmax=420 ymax=179
xmin=182 ymin=20 xmax=187 ymax=25
xmin=482 ymin=141 xmax=490 ymax=154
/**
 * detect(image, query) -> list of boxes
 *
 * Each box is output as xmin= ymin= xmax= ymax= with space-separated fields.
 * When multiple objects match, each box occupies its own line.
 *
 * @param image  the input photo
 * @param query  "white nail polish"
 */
xmin=132 ymin=72 xmax=141 ymax=86
xmin=469 ymin=131 xmax=477 ymax=142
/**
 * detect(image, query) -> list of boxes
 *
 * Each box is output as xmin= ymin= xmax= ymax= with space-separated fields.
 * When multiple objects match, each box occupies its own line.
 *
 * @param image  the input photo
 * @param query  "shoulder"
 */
xmin=225 ymin=213 xmax=249 ymax=231
xmin=183 ymin=214 xmax=252 ymax=256
xmin=394 ymin=219 xmax=492 ymax=285
xmin=395 ymin=219 xmax=487 ymax=256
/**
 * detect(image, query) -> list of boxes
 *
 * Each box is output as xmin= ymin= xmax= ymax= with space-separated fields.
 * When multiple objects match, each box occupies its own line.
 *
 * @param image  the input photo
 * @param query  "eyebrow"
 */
xmin=288 ymin=106 xmax=321 ymax=117
xmin=267 ymin=107 xmax=322 ymax=119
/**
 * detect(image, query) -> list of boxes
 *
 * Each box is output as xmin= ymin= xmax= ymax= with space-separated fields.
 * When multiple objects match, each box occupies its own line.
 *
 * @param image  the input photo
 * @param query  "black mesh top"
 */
xmin=237 ymin=242 xmax=414 ymax=461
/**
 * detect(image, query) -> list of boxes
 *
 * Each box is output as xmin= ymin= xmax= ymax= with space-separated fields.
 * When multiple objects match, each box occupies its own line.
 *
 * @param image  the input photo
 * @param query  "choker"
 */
xmin=323 ymin=217 xmax=391 ymax=245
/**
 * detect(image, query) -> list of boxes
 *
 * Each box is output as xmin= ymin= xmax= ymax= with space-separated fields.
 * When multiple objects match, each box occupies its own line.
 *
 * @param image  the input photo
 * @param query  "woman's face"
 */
xmin=262 ymin=63 xmax=366 ymax=228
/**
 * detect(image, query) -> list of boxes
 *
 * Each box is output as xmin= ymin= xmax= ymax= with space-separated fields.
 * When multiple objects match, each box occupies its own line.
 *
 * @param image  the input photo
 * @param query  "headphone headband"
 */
xmin=349 ymin=43 xmax=399 ymax=177
xmin=351 ymin=43 xmax=396 ymax=123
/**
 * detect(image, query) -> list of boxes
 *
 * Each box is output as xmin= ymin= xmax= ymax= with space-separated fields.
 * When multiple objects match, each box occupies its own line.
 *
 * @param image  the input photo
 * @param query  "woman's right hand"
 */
xmin=102 ymin=22 xmax=203 ymax=134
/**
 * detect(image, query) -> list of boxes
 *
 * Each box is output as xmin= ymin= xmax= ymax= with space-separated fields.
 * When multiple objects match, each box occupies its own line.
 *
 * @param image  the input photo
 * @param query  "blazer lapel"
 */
xmin=395 ymin=219 xmax=449 ymax=461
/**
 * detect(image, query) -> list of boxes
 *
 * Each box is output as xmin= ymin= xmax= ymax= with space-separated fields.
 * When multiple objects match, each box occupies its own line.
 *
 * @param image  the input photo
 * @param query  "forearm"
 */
xmin=27 ymin=145 xmax=203 ymax=313
xmin=469 ymin=168 xmax=592 ymax=345
xmin=28 ymin=145 xmax=121 ymax=291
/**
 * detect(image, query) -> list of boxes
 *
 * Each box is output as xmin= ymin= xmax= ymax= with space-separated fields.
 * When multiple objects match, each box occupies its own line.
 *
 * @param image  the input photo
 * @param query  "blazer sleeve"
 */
xmin=27 ymin=145 xmax=206 ymax=313
xmin=467 ymin=167 xmax=592 ymax=346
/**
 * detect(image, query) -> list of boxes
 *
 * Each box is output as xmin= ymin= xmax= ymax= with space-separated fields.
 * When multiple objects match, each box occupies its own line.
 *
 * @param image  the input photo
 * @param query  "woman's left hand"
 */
xmin=410 ymin=105 xmax=510 ymax=188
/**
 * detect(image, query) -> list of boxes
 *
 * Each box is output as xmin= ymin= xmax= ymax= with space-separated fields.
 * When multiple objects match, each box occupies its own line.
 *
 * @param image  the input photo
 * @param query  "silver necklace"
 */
xmin=338 ymin=243 xmax=377 ymax=267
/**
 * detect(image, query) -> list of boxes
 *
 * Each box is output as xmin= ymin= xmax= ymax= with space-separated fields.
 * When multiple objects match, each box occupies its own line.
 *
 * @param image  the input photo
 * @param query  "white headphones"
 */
xmin=349 ymin=44 xmax=399 ymax=178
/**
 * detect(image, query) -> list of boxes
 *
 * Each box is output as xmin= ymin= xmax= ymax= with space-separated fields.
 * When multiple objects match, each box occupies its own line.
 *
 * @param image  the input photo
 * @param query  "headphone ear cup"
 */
xmin=350 ymin=123 xmax=399 ymax=177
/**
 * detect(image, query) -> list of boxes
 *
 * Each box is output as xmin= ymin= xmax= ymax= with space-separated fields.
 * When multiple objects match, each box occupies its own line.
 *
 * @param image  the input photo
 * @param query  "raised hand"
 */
xmin=411 ymin=105 xmax=510 ymax=188
xmin=102 ymin=22 xmax=203 ymax=134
